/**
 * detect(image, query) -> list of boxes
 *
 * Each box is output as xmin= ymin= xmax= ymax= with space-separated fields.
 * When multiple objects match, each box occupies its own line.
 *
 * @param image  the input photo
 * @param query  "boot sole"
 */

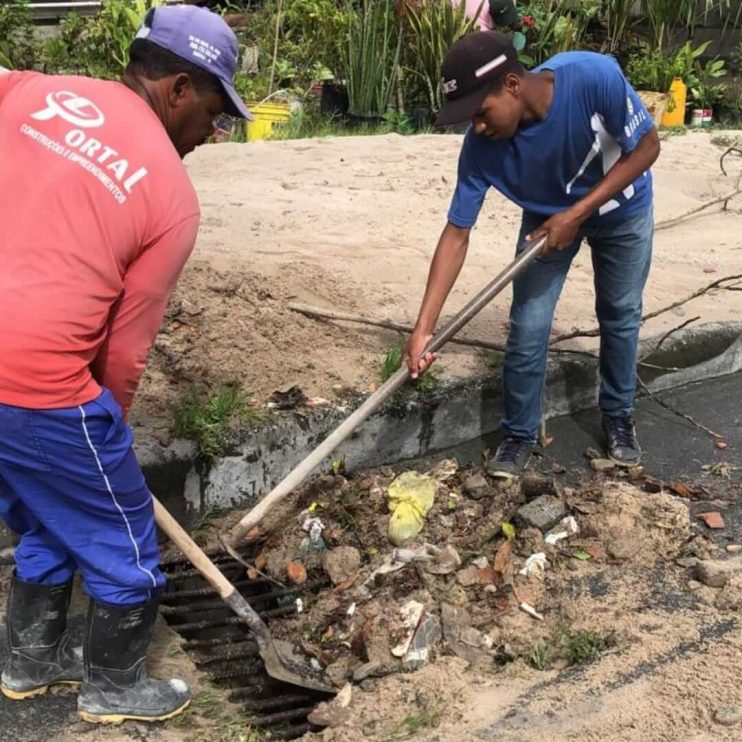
xmin=78 ymin=698 xmax=191 ymax=725
xmin=1 ymin=679 xmax=80 ymax=700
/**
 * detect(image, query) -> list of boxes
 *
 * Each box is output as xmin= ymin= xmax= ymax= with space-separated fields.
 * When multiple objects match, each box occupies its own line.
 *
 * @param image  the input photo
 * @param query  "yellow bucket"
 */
xmin=246 ymin=101 xmax=292 ymax=141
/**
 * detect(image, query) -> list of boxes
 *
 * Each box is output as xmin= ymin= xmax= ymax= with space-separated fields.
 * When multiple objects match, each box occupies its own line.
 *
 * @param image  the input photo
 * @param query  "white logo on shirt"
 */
xmin=566 ymin=112 xmax=635 ymax=216
xmin=31 ymin=91 xmax=105 ymax=129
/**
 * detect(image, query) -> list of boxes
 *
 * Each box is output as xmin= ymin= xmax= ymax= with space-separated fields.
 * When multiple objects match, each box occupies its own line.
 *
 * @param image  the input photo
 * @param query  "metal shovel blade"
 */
xmin=262 ymin=639 xmax=336 ymax=693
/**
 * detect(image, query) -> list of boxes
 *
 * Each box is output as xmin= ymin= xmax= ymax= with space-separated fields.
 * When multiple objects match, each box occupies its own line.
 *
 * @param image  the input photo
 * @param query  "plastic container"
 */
xmin=661 ymin=77 xmax=687 ymax=128
xmin=246 ymin=101 xmax=292 ymax=141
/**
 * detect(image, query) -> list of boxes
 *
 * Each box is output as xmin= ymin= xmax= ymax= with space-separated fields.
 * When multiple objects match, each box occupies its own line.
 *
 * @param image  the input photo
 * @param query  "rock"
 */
xmin=308 ymin=700 xmax=352 ymax=728
xmin=521 ymin=474 xmax=560 ymax=500
xmin=644 ymin=477 xmax=663 ymax=494
xmin=463 ymin=472 xmax=491 ymax=500
xmin=456 ymin=565 xmax=481 ymax=587
xmin=402 ymin=612 xmax=441 ymax=670
xmin=698 ymin=511 xmax=726 ymax=530
xmin=695 ymin=559 xmax=742 ymax=588
xmin=471 ymin=556 xmax=489 ymax=569
xmin=627 ymin=465 xmax=644 ymax=481
xmin=353 ymin=662 xmax=383 ymax=682
xmin=590 ymin=458 xmax=616 ymax=472
xmin=726 ymin=544 xmax=742 ymax=554
xmin=359 ymin=679 xmax=377 ymax=693
xmin=551 ymin=463 xmax=566 ymax=474
xmin=675 ymin=556 xmax=698 ymax=569
xmin=325 ymin=656 xmax=360 ymax=687
xmin=716 ymin=441 xmax=728 ymax=450
xmin=322 ymin=546 xmax=361 ymax=585
xmin=477 ymin=566 xmax=497 ymax=584
xmin=584 ymin=447 xmax=601 ymax=460
xmin=460 ymin=626 xmax=490 ymax=648
xmin=714 ymin=706 xmax=742 ymax=726
xmin=606 ymin=536 xmax=638 ymax=562
xmin=519 ymin=527 xmax=545 ymax=555
xmin=286 ymin=561 xmax=307 ymax=585
xmin=515 ymin=495 xmax=568 ymax=533
xmin=687 ymin=580 xmax=703 ymax=591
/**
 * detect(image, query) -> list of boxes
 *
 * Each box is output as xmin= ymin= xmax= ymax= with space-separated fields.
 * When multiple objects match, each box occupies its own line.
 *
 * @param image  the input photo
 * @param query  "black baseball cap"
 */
xmin=436 ymin=31 xmax=519 ymax=127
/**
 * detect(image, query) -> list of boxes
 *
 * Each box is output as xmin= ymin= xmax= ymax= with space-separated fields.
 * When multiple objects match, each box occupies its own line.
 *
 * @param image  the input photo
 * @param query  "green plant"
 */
xmin=689 ymin=56 xmax=727 ymax=109
xmin=42 ymin=0 xmax=163 ymax=78
xmin=395 ymin=705 xmax=442 ymax=735
xmin=529 ymin=642 xmax=551 ymax=670
xmin=0 ymin=0 xmax=36 ymax=70
xmin=172 ymin=384 xmax=262 ymax=459
xmin=558 ymin=627 xmax=616 ymax=666
xmin=345 ymin=0 xmax=401 ymax=117
xmin=401 ymin=0 xmax=480 ymax=116
xmin=380 ymin=343 xmax=442 ymax=394
xmin=601 ymin=0 xmax=636 ymax=54
xmin=518 ymin=0 xmax=600 ymax=66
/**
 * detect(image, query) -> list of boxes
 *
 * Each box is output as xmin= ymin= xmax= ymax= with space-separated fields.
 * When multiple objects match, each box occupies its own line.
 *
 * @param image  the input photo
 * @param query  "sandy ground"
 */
xmin=132 ymin=129 xmax=742 ymax=426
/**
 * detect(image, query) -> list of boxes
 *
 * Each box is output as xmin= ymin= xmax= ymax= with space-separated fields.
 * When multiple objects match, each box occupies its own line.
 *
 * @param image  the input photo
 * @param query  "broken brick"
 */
xmin=698 ymin=512 xmax=725 ymax=530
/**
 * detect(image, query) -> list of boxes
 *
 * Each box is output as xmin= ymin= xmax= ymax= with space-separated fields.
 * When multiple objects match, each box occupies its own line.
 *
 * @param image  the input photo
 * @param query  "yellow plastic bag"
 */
xmin=387 ymin=471 xmax=437 ymax=545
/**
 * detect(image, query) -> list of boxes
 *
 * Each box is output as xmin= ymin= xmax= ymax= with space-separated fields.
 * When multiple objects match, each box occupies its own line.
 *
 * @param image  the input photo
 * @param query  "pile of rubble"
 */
xmin=226 ymin=454 xmax=725 ymax=720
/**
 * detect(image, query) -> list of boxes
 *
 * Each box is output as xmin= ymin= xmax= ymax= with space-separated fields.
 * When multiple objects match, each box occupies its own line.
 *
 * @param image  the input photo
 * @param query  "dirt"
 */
xmin=178 ymin=457 xmax=741 ymax=742
xmin=129 ymin=130 xmax=742 ymax=431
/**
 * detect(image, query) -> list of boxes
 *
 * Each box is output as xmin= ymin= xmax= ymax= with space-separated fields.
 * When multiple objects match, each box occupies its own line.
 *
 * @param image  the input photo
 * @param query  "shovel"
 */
xmin=223 ymin=235 xmax=546 ymax=551
xmin=152 ymin=497 xmax=334 ymax=693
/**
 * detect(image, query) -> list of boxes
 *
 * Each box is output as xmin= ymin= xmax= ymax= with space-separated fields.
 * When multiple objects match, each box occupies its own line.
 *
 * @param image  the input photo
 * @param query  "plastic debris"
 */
xmin=386 ymin=471 xmax=437 ymax=545
xmin=302 ymin=516 xmax=326 ymax=543
xmin=296 ymin=598 xmax=304 ymax=614
xmin=519 ymin=602 xmax=544 ymax=621
xmin=391 ymin=600 xmax=425 ymax=657
xmin=426 ymin=458 xmax=459 ymax=482
xmin=347 ymin=602 xmax=356 ymax=617
xmin=390 ymin=543 xmax=461 ymax=575
xmin=544 ymin=515 xmax=580 ymax=545
xmin=518 ymin=552 xmax=548 ymax=578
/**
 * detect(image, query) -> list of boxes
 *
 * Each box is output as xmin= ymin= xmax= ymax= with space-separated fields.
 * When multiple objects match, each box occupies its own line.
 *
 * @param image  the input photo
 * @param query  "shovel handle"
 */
xmin=152 ymin=497 xmax=271 ymax=644
xmin=226 ymin=236 xmax=547 ymax=547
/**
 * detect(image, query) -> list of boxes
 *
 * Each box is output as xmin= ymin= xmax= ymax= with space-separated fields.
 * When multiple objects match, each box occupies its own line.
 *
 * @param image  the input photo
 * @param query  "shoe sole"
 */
xmin=78 ymin=698 xmax=191 ymax=725
xmin=1 ymin=679 xmax=80 ymax=700
xmin=606 ymin=454 xmax=642 ymax=468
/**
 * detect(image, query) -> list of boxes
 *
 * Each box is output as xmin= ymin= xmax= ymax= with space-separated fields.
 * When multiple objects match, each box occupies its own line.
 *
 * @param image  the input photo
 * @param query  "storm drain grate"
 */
xmin=160 ymin=546 xmax=332 ymax=739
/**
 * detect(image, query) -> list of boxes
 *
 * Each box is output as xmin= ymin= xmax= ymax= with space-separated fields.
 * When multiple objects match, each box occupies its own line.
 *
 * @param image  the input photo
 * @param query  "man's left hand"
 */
xmin=526 ymin=208 xmax=585 ymax=255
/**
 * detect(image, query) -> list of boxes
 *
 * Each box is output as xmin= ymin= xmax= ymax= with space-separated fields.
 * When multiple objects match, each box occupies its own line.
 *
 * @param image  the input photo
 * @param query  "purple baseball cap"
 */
xmin=135 ymin=5 xmax=253 ymax=120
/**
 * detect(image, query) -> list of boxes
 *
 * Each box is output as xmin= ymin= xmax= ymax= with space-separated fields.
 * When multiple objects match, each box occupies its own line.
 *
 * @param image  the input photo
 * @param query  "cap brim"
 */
xmin=435 ymin=85 xmax=489 ymax=127
xmin=221 ymin=81 xmax=253 ymax=121
xmin=494 ymin=7 xmax=519 ymax=26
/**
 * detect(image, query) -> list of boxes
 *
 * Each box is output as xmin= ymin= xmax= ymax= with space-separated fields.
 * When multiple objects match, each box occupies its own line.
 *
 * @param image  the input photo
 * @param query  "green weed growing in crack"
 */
xmin=172 ymin=383 xmax=262 ymax=459
xmin=380 ymin=343 xmax=442 ymax=394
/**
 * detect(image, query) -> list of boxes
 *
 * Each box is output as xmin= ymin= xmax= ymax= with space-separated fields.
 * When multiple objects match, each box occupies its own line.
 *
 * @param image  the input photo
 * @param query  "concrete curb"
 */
xmin=1 ymin=322 xmax=739 ymax=549
xmin=148 ymin=321 xmax=742 ymax=514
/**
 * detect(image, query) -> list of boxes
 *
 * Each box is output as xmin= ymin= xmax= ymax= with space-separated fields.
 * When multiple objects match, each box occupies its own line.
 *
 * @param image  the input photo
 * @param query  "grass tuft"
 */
xmin=172 ymin=384 xmax=262 ymax=459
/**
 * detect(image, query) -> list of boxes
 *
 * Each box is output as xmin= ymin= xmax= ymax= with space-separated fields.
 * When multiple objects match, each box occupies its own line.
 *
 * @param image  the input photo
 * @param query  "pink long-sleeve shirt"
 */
xmin=0 ymin=70 xmax=199 ymax=415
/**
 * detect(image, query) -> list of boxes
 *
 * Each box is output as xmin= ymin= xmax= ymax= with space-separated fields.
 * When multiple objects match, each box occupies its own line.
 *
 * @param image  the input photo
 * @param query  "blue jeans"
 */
xmin=0 ymin=389 xmax=164 ymax=605
xmin=501 ymin=207 xmax=654 ymax=442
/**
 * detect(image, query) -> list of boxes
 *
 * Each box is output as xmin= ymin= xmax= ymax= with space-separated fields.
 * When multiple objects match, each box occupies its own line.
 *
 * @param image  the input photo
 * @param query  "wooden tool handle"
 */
xmin=225 ymin=237 xmax=547 ymax=547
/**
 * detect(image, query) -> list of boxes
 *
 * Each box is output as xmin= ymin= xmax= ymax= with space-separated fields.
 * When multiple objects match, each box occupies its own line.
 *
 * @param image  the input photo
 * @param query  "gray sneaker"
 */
xmin=486 ymin=437 xmax=534 ymax=479
xmin=602 ymin=413 xmax=642 ymax=467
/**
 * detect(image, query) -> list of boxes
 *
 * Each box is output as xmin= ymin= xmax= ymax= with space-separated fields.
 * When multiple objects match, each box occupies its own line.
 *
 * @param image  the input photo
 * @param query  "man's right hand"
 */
xmin=403 ymin=328 xmax=437 ymax=379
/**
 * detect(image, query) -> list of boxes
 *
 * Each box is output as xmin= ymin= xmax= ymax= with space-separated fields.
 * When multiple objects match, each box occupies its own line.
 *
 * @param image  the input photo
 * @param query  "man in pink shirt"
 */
xmin=0 ymin=5 xmax=250 ymax=725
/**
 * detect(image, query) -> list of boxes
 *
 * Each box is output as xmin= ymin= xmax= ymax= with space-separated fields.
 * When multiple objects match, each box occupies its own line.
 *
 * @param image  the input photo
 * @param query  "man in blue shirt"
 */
xmin=404 ymin=31 xmax=660 ymax=478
